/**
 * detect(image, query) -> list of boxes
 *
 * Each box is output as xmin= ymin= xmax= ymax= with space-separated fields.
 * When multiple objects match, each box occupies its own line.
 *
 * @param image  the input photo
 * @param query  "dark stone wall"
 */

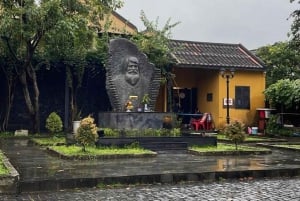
xmin=5 ymin=64 xmax=111 ymax=132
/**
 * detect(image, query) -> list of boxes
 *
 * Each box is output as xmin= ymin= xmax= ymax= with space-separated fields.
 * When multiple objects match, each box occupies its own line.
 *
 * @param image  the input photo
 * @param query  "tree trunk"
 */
xmin=19 ymin=66 xmax=40 ymax=133
xmin=0 ymin=64 xmax=17 ymax=131
xmin=1 ymin=82 xmax=15 ymax=131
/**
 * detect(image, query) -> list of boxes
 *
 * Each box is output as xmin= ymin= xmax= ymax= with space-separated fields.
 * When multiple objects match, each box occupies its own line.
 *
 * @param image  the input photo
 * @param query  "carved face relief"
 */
xmin=106 ymin=38 xmax=161 ymax=111
xmin=125 ymin=56 xmax=140 ymax=86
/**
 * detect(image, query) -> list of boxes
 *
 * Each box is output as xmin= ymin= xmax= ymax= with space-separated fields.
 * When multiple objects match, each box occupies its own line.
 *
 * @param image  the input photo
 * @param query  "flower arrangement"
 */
xmin=125 ymin=100 xmax=134 ymax=111
xmin=125 ymin=96 xmax=138 ymax=112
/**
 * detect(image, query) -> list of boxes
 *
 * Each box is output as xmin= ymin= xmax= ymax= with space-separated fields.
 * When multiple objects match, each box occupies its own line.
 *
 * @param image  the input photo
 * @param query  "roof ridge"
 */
xmin=170 ymin=39 xmax=240 ymax=47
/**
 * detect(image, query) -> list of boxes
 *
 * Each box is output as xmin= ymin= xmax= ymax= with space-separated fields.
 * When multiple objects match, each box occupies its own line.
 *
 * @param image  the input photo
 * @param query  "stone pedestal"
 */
xmin=98 ymin=112 xmax=176 ymax=130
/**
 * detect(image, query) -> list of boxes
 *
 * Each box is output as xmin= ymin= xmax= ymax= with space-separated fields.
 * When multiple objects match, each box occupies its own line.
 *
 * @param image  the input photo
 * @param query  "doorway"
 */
xmin=173 ymin=87 xmax=197 ymax=113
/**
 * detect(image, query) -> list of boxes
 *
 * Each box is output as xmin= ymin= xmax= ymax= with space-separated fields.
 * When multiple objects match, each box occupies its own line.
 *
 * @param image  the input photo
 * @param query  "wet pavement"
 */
xmin=1 ymin=177 xmax=300 ymax=200
xmin=0 ymin=138 xmax=300 ymax=194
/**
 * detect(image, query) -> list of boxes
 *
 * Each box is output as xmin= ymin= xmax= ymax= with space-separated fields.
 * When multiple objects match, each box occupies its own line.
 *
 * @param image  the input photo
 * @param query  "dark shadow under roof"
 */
xmin=169 ymin=40 xmax=266 ymax=71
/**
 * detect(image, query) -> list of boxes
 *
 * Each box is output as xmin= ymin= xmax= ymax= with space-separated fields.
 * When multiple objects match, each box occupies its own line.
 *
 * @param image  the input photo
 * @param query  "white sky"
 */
xmin=117 ymin=0 xmax=298 ymax=50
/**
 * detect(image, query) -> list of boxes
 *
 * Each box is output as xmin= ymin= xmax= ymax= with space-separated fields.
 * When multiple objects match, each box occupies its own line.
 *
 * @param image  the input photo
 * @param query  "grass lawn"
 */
xmin=0 ymin=152 xmax=9 ymax=175
xmin=217 ymin=134 xmax=273 ymax=142
xmin=189 ymin=143 xmax=270 ymax=152
xmin=49 ymin=145 xmax=155 ymax=157
xmin=32 ymin=137 xmax=66 ymax=146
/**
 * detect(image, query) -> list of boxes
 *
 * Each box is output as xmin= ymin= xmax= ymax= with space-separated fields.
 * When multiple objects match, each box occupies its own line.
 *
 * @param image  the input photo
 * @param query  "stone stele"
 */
xmin=106 ymin=38 xmax=161 ymax=111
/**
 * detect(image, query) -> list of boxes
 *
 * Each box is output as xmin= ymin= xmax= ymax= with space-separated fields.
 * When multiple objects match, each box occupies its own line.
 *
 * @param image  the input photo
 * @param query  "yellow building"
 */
xmin=99 ymin=11 xmax=138 ymax=35
xmin=160 ymin=40 xmax=266 ymax=129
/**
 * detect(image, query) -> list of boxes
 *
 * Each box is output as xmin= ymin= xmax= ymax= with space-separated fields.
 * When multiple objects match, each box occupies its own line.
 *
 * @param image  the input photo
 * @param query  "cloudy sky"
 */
xmin=117 ymin=0 xmax=298 ymax=50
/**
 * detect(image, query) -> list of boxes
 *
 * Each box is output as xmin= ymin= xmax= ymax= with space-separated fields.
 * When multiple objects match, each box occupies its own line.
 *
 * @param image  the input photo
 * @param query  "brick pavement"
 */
xmin=1 ymin=177 xmax=300 ymax=200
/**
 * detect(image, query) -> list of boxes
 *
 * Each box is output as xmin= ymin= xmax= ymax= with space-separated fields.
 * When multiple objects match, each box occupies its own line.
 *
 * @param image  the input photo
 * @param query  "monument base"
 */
xmin=98 ymin=112 xmax=176 ymax=130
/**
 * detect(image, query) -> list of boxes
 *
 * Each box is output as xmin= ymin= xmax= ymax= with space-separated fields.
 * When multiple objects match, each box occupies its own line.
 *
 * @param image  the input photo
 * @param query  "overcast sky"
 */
xmin=117 ymin=0 xmax=298 ymax=50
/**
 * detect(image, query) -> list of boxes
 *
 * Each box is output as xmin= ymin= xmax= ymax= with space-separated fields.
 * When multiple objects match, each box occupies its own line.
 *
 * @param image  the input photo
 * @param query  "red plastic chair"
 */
xmin=191 ymin=113 xmax=208 ymax=131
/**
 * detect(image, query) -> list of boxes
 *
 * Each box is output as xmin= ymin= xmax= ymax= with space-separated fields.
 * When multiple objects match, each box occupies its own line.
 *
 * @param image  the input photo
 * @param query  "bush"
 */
xmin=265 ymin=114 xmax=281 ymax=136
xmin=75 ymin=115 xmax=98 ymax=151
xmin=45 ymin=112 xmax=63 ymax=134
xmin=223 ymin=120 xmax=246 ymax=150
xmin=103 ymin=128 xmax=119 ymax=137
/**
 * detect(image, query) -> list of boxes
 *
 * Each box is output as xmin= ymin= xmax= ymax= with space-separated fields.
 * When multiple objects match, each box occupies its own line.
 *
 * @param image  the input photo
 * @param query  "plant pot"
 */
xmin=73 ymin=120 xmax=81 ymax=134
xmin=144 ymin=104 xmax=149 ymax=112
xmin=163 ymin=116 xmax=173 ymax=129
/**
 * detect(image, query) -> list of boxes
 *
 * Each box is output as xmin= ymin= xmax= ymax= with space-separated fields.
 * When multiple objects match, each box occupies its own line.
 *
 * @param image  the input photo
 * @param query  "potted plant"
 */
xmin=141 ymin=94 xmax=150 ymax=112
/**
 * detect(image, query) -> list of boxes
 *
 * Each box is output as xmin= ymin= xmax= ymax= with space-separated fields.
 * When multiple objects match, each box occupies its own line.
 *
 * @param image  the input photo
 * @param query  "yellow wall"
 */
xmin=218 ymin=70 xmax=266 ymax=128
xmin=172 ymin=68 xmax=266 ymax=129
xmin=100 ymin=12 xmax=137 ymax=35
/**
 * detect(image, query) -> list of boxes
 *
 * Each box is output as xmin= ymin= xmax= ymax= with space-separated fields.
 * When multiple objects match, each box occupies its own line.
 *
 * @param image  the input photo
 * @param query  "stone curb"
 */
xmin=0 ymin=152 xmax=19 ymax=194
xmin=256 ymin=143 xmax=300 ymax=152
xmin=19 ymin=168 xmax=300 ymax=192
xmin=187 ymin=149 xmax=272 ymax=156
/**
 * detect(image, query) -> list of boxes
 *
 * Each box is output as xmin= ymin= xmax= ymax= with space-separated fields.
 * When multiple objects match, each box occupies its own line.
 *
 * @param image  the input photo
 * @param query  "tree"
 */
xmin=75 ymin=115 xmax=98 ymax=152
xmin=223 ymin=120 xmax=246 ymax=150
xmin=130 ymin=11 xmax=180 ymax=111
xmin=256 ymin=42 xmax=300 ymax=87
xmin=289 ymin=0 xmax=300 ymax=45
xmin=45 ymin=112 xmax=63 ymax=134
xmin=0 ymin=53 xmax=18 ymax=131
xmin=288 ymin=0 xmax=300 ymax=81
xmin=264 ymin=79 xmax=300 ymax=111
xmin=0 ymin=0 xmax=122 ymax=133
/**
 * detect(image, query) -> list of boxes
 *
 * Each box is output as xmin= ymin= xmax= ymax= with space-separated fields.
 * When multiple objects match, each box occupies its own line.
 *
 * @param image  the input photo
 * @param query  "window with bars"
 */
xmin=235 ymin=86 xmax=250 ymax=109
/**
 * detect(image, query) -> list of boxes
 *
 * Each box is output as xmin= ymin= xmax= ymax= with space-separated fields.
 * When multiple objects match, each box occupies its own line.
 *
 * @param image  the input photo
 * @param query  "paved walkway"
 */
xmin=1 ymin=178 xmax=300 ymax=200
xmin=0 ymin=138 xmax=300 ymax=197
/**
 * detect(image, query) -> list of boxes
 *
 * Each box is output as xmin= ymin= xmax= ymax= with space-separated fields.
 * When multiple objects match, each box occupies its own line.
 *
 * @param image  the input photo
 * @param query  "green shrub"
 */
xmin=75 ymin=115 xmax=98 ymax=151
xmin=103 ymin=128 xmax=119 ymax=137
xmin=265 ymin=114 xmax=281 ymax=136
xmin=223 ymin=120 xmax=246 ymax=150
xmin=45 ymin=112 xmax=63 ymax=134
xmin=265 ymin=114 xmax=295 ymax=137
xmin=142 ymin=128 xmax=154 ymax=136
xmin=170 ymin=128 xmax=181 ymax=137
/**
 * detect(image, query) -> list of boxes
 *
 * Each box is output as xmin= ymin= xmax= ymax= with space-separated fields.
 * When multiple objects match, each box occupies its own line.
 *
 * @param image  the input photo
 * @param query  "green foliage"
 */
xmin=170 ymin=128 xmax=181 ymax=137
xmin=130 ymin=10 xmax=180 ymax=69
xmin=289 ymin=1 xmax=300 ymax=47
xmin=256 ymin=42 xmax=300 ymax=87
xmin=265 ymin=115 xmax=294 ymax=137
xmin=265 ymin=115 xmax=281 ymax=136
xmin=101 ymin=128 xmax=181 ymax=137
xmin=45 ymin=112 xmax=63 ymax=134
xmin=75 ymin=115 xmax=98 ymax=151
xmin=141 ymin=94 xmax=150 ymax=104
xmin=103 ymin=128 xmax=120 ymax=137
xmin=223 ymin=120 xmax=246 ymax=150
xmin=49 ymin=143 xmax=153 ymax=156
xmin=190 ymin=143 xmax=269 ymax=152
xmin=264 ymin=79 xmax=300 ymax=109
xmin=32 ymin=137 xmax=66 ymax=146
xmin=0 ymin=152 xmax=9 ymax=175
xmin=0 ymin=0 xmax=123 ymax=133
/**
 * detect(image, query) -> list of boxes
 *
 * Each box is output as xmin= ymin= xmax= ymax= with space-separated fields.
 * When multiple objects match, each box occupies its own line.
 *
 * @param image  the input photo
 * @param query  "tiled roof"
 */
xmin=169 ymin=40 xmax=266 ymax=70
